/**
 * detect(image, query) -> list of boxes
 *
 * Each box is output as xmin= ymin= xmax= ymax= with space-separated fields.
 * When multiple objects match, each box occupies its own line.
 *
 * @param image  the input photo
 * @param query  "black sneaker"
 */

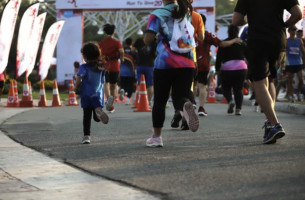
xmin=263 ymin=123 xmax=285 ymax=144
xmin=227 ymin=101 xmax=235 ymax=114
xmin=180 ymin=117 xmax=189 ymax=130
xmin=171 ymin=110 xmax=182 ymax=128
xmin=198 ymin=106 xmax=207 ymax=116
xmin=262 ymin=120 xmax=275 ymax=144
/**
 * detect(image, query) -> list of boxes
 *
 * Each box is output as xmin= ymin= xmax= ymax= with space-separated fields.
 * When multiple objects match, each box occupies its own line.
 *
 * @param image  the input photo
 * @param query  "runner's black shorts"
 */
xmin=196 ymin=71 xmax=209 ymax=85
xmin=105 ymin=71 xmax=119 ymax=84
xmin=247 ymin=39 xmax=285 ymax=81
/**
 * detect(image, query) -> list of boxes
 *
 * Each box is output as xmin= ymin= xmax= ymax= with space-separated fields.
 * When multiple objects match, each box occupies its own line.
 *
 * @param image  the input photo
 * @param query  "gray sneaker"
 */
xmin=106 ymin=96 xmax=114 ymax=111
xmin=297 ymin=93 xmax=303 ymax=102
xmin=95 ymin=107 xmax=109 ymax=124
xmin=227 ymin=100 xmax=235 ymax=114
xmin=183 ymin=101 xmax=199 ymax=132
xmin=82 ymin=136 xmax=91 ymax=144
xmin=119 ymin=89 xmax=125 ymax=101
xmin=235 ymin=109 xmax=242 ymax=115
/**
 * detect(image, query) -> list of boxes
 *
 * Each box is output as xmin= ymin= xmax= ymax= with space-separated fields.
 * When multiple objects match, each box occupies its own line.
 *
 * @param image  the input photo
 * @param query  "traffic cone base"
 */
xmin=20 ymin=76 xmax=33 ymax=107
xmin=20 ymin=101 xmax=34 ymax=107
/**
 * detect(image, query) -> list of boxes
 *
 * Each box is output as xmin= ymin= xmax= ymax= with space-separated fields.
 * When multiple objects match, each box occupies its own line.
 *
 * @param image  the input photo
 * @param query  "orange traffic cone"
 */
xmin=6 ymin=80 xmax=15 ymax=107
xmin=68 ymin=79 xmax=79 ymax=106
xmin=131 ymin=84 xmax=139 ymax=109
xmin=207 ymin=77 xmax=217 ymax=103
xmin=134 ymin=75 xmax=151 ymax=112
xmin=38 ymin=81 xmax=48 ymax=107
xmin=13 ymin=80 xmax=20 ymax=107
xmin=52 ymin=80 xmax=62 ymax=106
xmin=19 ymin=76 xmax=33 ymax=107
xmin=221 ymin=95 xmax=228 ymax=104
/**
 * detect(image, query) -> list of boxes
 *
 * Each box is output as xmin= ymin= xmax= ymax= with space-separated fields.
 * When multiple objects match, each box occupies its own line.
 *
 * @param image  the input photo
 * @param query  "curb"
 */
xmin=216 ymin=94 xmax=305 ymax=116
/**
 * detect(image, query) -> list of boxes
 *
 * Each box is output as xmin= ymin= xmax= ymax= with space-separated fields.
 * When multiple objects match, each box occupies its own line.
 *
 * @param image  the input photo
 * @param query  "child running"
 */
xmin=75 ymin=42 xmax=109 ymax=144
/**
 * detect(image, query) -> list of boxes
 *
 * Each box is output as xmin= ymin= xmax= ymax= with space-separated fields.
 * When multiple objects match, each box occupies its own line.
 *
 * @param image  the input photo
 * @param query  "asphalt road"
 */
xmin=2 ymin=103 xmax=305 ymax=200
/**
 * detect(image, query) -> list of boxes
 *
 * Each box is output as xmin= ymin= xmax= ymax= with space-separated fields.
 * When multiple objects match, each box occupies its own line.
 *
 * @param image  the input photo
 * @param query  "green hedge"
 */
xmin=2 ymin=80 xmax=23 ymax=95
xmin=32 ymin=80 xmax=54 ymax=90
xmin=2 ymin=80 xmax=55 ymax=95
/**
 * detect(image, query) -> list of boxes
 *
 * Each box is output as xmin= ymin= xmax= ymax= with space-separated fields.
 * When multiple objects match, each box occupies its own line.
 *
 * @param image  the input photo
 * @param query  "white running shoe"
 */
xmin=82 ymin=136 xmax=91 ymax=144
xmin=106 ymin=96 xmax=114 ymax=111
xmin=108 ymin=106 xmax=115 ymax=113
xmin=146 ymin=136 xmax=163 ymax=147
xmin=119 ymin=89 xmax=125 ymax=101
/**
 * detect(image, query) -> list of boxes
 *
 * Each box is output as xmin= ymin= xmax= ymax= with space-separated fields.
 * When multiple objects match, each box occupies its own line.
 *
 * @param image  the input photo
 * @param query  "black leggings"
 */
xmin=153 ymin=68 xmax=194 ymax=128
xmin=220 ymin=70 xmax=247 ymax=109
xmin=83 ymin=108 xmax=100 ymax=136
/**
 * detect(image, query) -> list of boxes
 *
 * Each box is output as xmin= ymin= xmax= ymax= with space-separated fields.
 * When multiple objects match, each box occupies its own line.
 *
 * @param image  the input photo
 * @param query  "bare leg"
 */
xmin=287 ymin=72 xmax=294 ymax=98
xmin=147 ymin=86 xmax=154 ymax=104
xmin=153 ymin=127 xmax=162 ymax=137
xmin=192 ymin=81 xmax=198 ymax=100
xmin=253 ymin=78 xmax=279 ymax=126
xmin=198 ymin=83 xmax=207 ymax=107
xmin=297 ymin=70 xmax=304 ymax=94
xmin=268 ymin=79 xmax=276 ymax=104
xmin=104 ymin=83 xmax=110 ymax=99
xmin=110 ymin=83 xmax=117 ymax=98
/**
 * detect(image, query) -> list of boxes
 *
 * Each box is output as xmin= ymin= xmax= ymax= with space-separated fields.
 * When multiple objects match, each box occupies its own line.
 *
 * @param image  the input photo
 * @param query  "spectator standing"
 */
xmin=275 ymin=58 xmax=288 ymax=101
xmin=215 ymin=24 xmax=248 ymax=115
xmin=296 ymin=29 xmax=305 ymax=68
xmin=99 ymin=24 xmax=124 ymax=113
xmin=233 ymin=0 xmax=302 ymax=144
xmin=285 ymin=25 xmax=305 ymax=102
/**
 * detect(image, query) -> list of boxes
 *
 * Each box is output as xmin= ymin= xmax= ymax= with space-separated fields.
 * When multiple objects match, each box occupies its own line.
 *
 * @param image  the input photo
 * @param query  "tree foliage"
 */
xmin=215 ymin=0 xmax=238 ymax=16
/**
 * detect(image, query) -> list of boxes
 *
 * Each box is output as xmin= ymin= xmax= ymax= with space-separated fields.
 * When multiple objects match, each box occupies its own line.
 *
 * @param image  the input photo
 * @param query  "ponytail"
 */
xmin=172 ymin=0 xmax=192 ymax=20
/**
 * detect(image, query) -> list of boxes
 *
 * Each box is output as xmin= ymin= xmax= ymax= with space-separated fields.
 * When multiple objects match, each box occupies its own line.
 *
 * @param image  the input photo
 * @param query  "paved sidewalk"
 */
xmin=0 ymin=102 xmax=159 ymax=200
